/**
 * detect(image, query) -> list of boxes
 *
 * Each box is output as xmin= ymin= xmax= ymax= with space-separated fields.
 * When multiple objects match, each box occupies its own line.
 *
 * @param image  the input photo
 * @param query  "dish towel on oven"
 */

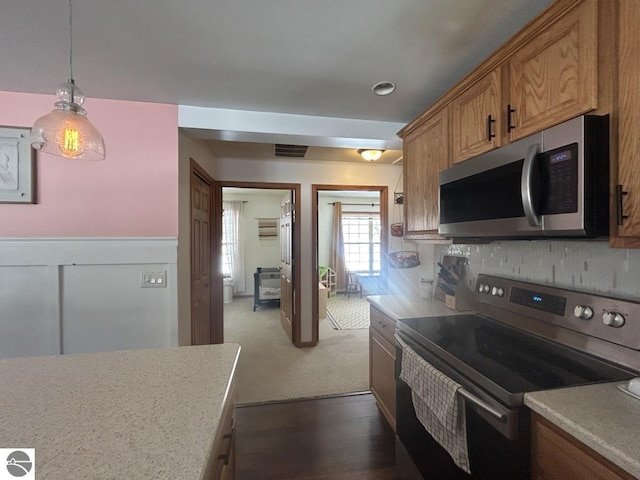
xmin=398 ymin=336 xmax=471 ymax=474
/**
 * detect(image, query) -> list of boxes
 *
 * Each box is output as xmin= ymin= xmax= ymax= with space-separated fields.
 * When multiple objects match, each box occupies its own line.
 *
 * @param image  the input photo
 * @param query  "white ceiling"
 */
xmin=0 ymin=0 xmax=554 ymax=162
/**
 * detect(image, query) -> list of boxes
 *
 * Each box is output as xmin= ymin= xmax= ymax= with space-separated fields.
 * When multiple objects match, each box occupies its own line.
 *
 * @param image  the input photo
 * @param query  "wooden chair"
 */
xmin=345 ymin=269 xmax=362 ymax=298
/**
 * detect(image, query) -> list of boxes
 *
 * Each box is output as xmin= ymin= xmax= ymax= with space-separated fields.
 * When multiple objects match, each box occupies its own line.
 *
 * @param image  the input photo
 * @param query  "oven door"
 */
xmin=395 ymin=332 xmax=530 ymax=480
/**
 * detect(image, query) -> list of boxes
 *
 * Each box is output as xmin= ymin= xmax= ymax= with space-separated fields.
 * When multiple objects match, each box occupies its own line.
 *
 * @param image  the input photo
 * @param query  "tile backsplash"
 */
xmin=437 ymin=240 xmax=640 ymax=299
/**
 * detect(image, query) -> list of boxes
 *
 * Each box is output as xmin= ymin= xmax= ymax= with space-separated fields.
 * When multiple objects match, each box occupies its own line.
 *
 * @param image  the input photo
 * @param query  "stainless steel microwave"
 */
xmin=438 ymin=115 xmax=609 ymax=238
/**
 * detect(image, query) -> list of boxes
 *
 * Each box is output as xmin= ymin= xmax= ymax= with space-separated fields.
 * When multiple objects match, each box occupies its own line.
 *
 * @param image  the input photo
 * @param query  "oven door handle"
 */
xmin=396 ymin=333 xmax=508 ymax=424
xmin=458 ymin=388 xmax=507 ymax=423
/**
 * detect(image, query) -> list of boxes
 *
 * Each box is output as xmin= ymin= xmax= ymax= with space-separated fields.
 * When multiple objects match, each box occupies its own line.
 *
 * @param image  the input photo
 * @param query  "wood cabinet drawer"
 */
xmin=370 ymin=307 xmax=396 ymax=345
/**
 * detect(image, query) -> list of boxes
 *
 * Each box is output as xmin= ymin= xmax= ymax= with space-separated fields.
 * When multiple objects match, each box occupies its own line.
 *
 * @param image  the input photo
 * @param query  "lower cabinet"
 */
xmin=531 ymin=413 xmax=634 ymax=480
xmin=205 ymin=383 xmax=236 ymax=480
xmin=369 ymin=306 xmax=396 ymax=431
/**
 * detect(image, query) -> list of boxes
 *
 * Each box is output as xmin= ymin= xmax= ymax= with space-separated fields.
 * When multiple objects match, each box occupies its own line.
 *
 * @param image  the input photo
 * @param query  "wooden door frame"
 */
xmin=215 ymin=181 xmax=303 ymax=347
xmin=311 ymin=185 xmax=388 ymax=346
xmin=190 ymin=158 xmax=223 ymax=344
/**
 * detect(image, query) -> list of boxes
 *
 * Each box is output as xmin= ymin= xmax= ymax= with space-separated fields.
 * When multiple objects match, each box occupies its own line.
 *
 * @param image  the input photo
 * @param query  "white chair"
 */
xmin=345 ymin=269 xmax=362 ymax=298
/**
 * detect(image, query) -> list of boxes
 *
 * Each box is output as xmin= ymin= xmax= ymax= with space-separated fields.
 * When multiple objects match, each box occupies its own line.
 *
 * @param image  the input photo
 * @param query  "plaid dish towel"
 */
xmin=398 ymin=336 xmax=471 ymax=474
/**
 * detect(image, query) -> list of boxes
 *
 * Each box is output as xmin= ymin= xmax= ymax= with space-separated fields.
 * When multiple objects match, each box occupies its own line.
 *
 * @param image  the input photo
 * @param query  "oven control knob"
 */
xmin=602 ymin=311 xmax=625 ymax=328
xmin=573 ymin=305 xmax=594 ymax=320
xmin=491 ymin=286 xmax=504 ymax=297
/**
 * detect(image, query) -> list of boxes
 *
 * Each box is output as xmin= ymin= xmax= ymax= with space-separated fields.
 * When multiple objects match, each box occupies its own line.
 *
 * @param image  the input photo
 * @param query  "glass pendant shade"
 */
xmin=31 ymin=81 xmax=105 ymax=161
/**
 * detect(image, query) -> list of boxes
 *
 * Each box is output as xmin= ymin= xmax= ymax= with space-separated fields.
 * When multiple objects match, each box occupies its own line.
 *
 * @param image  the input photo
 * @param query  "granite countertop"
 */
xmin=525 ymin=381 xmax=640 ymax=478
xmin=367 ymin=294 xmax=468 ymax=320
xmin=0 ymin=344 xmax=241 ymax=480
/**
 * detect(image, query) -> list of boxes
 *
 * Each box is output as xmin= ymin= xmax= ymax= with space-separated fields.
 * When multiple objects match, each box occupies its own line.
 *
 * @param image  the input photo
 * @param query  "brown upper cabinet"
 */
xmin=451 ymin=0 xmax=598 ymax=164
xmin=398 ymin=0 xmax=640 ymax=248
xmin=507 ymin=0 xmax=598 ymax=141
xmin=452 ymin=68 xmax=502 ymax=164
xmin=402 ymin=105 xmax=450 ymax=235
xmin=613 ymin=0 xmax=640 ymax=247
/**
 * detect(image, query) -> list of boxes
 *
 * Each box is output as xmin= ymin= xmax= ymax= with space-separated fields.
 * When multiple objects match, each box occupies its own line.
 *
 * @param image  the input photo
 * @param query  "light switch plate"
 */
xmin=141 ymin=271 xmax=167 ymax=288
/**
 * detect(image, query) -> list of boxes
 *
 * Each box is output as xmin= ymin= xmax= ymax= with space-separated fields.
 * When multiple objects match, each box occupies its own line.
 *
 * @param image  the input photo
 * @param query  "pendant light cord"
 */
xmin=68 ymin=0 xmax=73 ymax=81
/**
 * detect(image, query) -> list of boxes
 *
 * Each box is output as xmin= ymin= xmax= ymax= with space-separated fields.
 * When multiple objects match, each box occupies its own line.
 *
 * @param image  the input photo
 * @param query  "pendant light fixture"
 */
xmin=31 ymin=0 xmax=105 ymax=160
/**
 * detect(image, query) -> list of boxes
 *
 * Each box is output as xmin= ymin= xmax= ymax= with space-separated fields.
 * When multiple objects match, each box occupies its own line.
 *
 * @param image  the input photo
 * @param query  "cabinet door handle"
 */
xmin=616 ymin=184 xmax=629 ymax=226
xmin=487 ymin=114 xmax=496 ymax=141
xmin=217 ymin=417 xmax=235 ymax=465
xmin=507 ymin=104 xmax=516 ymax=132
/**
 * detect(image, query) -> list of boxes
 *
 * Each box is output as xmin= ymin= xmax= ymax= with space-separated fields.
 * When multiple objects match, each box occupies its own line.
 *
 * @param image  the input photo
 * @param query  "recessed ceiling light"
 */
xmin=371 ymin=81 xmax=396 ymax=96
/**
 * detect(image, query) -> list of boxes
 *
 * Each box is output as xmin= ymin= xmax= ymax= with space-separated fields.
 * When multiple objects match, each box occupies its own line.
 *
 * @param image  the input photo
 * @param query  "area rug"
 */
xmin=326 ymin=296 xmax=370 ymax=329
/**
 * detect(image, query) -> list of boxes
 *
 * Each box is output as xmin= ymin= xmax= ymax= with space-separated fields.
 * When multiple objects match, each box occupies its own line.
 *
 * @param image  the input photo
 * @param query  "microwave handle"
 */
xmin=521 ymin=143 xmax=541 ymax=226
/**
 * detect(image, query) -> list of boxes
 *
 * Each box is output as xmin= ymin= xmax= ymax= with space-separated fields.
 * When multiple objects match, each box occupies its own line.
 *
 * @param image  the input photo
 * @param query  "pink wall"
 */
xmin=0 ymin=91 xmax=178 ymax=237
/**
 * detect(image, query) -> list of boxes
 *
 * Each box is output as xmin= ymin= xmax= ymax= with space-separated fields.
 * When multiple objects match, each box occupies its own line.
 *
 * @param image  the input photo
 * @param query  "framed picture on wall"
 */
xmin=0 ymin=126 xmax=35 ymax=203
xmin=257 ymin=218 xmax=278 ymax=239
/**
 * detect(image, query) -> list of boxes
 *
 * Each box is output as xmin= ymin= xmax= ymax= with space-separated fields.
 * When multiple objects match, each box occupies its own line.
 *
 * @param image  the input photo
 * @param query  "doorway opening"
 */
xmin=311 ymin=185 xmax=388 ymax=344
xmin=215 ymin=181 xmax=302 ymax=346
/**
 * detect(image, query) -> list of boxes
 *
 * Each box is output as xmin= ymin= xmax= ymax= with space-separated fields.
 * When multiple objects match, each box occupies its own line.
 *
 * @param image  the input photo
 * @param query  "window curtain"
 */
xmin=223 ymin=201 xmax=246 ymax=293
xmin=330 ymin=201 xmax=346 ymax=291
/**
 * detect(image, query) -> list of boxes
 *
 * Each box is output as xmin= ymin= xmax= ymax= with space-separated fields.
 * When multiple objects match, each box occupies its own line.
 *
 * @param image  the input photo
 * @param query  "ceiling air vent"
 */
xmin=274 ymin=144 xmax=308 ymax=158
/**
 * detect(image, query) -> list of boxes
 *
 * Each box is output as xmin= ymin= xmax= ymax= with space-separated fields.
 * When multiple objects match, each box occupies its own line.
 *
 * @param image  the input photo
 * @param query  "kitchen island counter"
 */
xmin=525 ymin=381 xmax=640 ymax=479
xmin=0 ymin=344 xmax=240 ymax=480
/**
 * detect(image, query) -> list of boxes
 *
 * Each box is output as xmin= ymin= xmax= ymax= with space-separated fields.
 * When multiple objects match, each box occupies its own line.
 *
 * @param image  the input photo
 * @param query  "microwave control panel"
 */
xmin=538 ymin=142 xmax=578 ymax=215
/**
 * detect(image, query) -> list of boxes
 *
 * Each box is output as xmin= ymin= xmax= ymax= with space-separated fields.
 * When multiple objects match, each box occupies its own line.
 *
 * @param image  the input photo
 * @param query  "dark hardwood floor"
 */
xmin=235 ymin=393 xmax=398 ymax=480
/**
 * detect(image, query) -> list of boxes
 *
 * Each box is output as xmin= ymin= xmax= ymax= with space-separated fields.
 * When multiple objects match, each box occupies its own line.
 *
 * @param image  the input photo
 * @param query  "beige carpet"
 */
xmin=224 ymin=297 xmax=369 ymax=405
xmin=326 ymin=295 xmax=370 ymax=329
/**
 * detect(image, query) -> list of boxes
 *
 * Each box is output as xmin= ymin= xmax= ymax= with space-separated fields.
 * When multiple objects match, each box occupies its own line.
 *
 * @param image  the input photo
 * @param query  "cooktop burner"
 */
xmin=398 ymin=314 xmax=633 ymax=396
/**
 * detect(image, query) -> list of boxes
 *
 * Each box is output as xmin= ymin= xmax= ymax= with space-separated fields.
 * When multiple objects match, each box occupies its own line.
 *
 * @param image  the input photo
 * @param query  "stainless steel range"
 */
xmin=395 ymin=274 xmax=640 ymax=480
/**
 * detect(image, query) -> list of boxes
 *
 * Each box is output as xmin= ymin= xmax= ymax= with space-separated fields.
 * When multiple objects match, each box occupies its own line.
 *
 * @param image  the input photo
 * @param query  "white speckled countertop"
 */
xmin=367 ymin=294 xmax=468 ymax=320
xmin=0 ymin=344 xmax=240 ymax=480
xmin=525 ymin=381 xmax=640 ymax=478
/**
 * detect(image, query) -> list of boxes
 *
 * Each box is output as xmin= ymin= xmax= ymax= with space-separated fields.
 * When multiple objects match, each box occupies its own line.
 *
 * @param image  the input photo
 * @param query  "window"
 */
xmin=221 ymin=201 xmax=246 ymax=293
xmin=342 ymin=213 xmax=381 ymax=273
xmin=221 ymin=208 xmax=236 ymax=276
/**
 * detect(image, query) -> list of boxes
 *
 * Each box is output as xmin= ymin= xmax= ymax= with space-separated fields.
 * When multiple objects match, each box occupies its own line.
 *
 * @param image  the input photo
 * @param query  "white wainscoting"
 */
xmin=0 ymin=238 xmax=178 ymax=359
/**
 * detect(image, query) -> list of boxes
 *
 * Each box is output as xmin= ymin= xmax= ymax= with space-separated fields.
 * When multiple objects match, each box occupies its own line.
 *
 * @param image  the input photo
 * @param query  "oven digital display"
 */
xmin=509 ymin=287 xmax=566 ymax=316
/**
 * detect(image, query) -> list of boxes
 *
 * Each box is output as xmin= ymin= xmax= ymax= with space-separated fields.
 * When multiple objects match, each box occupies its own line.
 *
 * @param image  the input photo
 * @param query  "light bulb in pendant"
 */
xmin=31 ymin=80 xmax=105 ymax=160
